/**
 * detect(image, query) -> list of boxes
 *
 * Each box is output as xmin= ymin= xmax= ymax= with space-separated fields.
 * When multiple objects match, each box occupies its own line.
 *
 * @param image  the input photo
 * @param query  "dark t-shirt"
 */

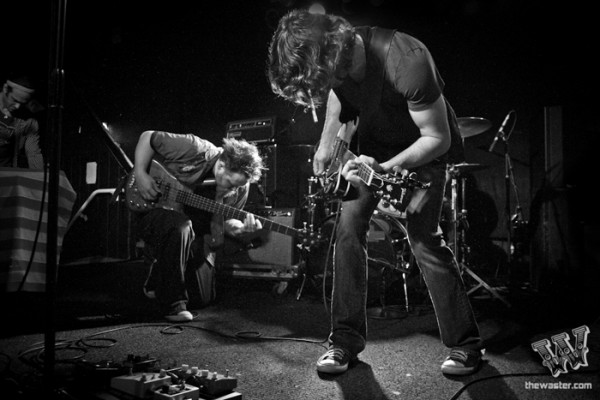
xmin=333 ymin=27 xmax=464 ymax=164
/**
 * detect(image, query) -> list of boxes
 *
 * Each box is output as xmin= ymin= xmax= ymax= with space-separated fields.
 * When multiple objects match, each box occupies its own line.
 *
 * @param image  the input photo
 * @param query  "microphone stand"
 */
xmin=499 ymin=124 xmax=525 ymax=283
xmin=45 ymin=0 xmax=67 ymax=396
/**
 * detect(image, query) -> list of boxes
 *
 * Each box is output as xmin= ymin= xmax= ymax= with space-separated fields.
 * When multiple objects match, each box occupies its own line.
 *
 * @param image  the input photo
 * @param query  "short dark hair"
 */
xmin=266 ymin=9 xmax=355 ymax=108
xmin=219 ymin=138 xmax=265 ymax=182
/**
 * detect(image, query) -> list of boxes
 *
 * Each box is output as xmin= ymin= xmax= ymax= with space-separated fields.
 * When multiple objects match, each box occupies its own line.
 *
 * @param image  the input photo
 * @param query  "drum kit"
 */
xmin=296 ymin=116 xmax=510 ymax=311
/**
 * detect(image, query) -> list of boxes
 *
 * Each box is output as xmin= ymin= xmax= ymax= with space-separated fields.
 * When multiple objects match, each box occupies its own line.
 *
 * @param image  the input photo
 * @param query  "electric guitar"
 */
xmin=125 ymin=160 xmax=322 ymax=249
xmin=319 ymin=121 xmax=430 ymax=210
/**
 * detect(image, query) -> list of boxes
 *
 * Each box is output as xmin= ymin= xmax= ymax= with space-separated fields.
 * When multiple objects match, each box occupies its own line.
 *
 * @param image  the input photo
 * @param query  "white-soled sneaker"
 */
xmin=316 ymin=347 xmax=355 ymax=374
xmin=164 ymin=302 xmax=193 ymax=322
xmin=441 ymin=348 xmax=482 ymax=375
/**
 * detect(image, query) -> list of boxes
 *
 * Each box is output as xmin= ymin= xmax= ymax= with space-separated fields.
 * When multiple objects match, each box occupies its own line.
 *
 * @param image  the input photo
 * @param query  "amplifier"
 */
xmin=217 ymin=207 xmax=301 ymax=281
xmin=226 ymin=116 xmax=276 ymax=144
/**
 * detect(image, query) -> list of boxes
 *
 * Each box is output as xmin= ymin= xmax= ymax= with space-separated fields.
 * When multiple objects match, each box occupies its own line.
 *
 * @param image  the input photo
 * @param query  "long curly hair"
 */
xmin=266 ymin=9 xmax=355 ymax=108
xmin=220 ymin=138 xmax=265 ymax=183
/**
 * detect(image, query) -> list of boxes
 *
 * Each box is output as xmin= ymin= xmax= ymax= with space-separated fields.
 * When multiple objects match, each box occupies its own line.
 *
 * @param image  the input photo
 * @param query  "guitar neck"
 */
xmin=175 ymin=190 xmax=300 ymax=237
xmin=356 ymin=161 xmax=377 ymax=186
xmin=342 ymin=149 xmax=378 ymax=187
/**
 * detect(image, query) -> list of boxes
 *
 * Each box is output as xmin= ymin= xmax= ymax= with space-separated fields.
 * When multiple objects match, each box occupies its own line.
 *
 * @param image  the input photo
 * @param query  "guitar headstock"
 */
xmin=373 ymin=170 xmax=430 ymax=214
xmin=382 ymin=169 xmax=430 ymax=189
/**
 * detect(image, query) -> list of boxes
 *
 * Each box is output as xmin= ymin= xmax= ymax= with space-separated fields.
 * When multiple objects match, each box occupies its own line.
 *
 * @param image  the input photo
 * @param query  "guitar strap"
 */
xmin=358 ymin=26 xmax=396 ymax=135
xmin=333 ymin=26 xmax=395 ymax=155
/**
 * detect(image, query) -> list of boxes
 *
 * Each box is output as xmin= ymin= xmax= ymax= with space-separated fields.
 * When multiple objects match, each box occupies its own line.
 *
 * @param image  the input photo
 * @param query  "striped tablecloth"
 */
xmin=0 ymin=168 xmax=76 ymax=292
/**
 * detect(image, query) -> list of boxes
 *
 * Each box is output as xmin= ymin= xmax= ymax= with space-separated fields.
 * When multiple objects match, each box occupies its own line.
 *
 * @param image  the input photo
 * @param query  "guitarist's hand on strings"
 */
xmin=135 ymin=170 xmax=161 ymax=202
xmin=242 ymin=213 xmax=262 ymax=233
xmin=225 ymin=213 xmax=263 ymax=236
xmin=342 ymin=155 xmax=382 ymax=188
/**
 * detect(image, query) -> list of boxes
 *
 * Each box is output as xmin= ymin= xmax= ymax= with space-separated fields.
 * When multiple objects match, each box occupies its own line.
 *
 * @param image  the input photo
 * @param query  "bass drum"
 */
xmin=307 ymin=211 xmax=414 ymax=306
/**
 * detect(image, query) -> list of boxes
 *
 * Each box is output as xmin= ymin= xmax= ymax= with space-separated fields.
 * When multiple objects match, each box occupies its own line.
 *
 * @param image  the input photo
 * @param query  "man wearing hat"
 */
xmin=0 ymin=75 xmax=44 ymax=169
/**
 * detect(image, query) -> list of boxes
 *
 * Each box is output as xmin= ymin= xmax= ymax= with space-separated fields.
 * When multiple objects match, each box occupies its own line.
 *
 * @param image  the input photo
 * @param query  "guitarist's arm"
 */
xmin=133 ymin=130 xmax=161 ymax=201
xmin=379 ymin=95 xmax=451 ymax=172
xmin=313 ymin=90 xmax=344 ymax=176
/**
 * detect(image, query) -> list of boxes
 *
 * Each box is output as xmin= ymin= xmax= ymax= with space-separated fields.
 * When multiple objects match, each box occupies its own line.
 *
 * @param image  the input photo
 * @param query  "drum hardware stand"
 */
xmin=449 ymin=166 xmax=511 ymax=307
xmin=367 ymin=257 xmax=410 ymax=319
xmin=295 ymin=177 xmax=332 ymax=301
xmin=368 ymin=215 xmax=419 ymax=319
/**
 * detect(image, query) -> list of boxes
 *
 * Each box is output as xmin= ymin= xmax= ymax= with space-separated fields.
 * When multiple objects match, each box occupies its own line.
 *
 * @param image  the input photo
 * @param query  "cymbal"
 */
xmin=450 ymin=162 xmax=489 ymax=173
xmin=457 ymin=117 xmax=492 ymax=138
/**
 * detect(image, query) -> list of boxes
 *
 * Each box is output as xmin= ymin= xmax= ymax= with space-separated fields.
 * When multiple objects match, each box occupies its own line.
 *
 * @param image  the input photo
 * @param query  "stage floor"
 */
xmin=1 ymin=259 xmax=598 ymax=400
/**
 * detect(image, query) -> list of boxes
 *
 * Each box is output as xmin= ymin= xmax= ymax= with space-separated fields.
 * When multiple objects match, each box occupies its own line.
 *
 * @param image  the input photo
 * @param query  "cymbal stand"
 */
xmin=449 ymin=167 xmax=511 ymax=307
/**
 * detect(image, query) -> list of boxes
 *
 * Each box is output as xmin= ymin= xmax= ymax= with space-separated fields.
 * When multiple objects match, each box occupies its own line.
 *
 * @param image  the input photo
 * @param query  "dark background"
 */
xmin=5 ymin=0 xmax=597 ymax=288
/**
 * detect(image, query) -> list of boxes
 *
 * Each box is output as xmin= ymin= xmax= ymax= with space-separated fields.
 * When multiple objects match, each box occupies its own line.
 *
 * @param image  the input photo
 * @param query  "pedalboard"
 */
xmin=174 ymin=365 xmax=237 ymax=396
xmin=110 ymin=371 xmax=173 ymax=398
xmin=74 ymin=354 xmax=160 ymax=387
xmin=107 ymin=362 xmax=240 ymax=399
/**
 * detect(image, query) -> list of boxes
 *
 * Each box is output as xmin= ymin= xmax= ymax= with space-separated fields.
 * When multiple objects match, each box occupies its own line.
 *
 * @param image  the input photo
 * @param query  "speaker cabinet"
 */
xmin=217 ymin=208 xmax=301 ymax=280
xmin=226 ymin=116 xmax=276 ymax=144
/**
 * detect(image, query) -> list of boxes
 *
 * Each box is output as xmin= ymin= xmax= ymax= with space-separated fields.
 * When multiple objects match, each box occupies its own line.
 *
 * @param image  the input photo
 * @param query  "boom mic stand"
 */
xmin=489 ymin=111 xmax=526 ymax=283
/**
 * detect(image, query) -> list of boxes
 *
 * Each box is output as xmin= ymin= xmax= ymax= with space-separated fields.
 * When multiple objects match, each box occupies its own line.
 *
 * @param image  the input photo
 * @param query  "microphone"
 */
xmin=488 ymin=111 xmax=512 ymax=152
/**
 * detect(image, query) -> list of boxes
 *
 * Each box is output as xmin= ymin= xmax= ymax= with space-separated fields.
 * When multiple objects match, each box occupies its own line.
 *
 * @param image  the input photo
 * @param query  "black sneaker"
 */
xmin=441 ymin=348 xmax=482 ymax=375
xmin=164 ymin=302 xmax=193 ymax=322
xmin=316 ymin=347 xmax=355 ymax=374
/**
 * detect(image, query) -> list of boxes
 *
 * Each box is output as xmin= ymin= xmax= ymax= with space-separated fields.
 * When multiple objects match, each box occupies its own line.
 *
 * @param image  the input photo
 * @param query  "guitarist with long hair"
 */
xmin=267 ymin=9 xmax=483 ymax=376
xmin=132 ymin=130 xmax=264 ymax=322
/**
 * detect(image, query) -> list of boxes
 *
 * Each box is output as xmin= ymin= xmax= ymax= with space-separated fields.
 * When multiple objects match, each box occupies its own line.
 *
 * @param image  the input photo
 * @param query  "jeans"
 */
xmin=136 ymin=208 xmax=200 ymax=307
xmin=329 ymin=163 xmax=482 ymax=355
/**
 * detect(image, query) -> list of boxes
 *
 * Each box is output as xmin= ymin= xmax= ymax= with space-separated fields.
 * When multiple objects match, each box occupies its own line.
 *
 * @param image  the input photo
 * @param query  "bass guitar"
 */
xmin=125 ymin=160 xmax=322 ymax=249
